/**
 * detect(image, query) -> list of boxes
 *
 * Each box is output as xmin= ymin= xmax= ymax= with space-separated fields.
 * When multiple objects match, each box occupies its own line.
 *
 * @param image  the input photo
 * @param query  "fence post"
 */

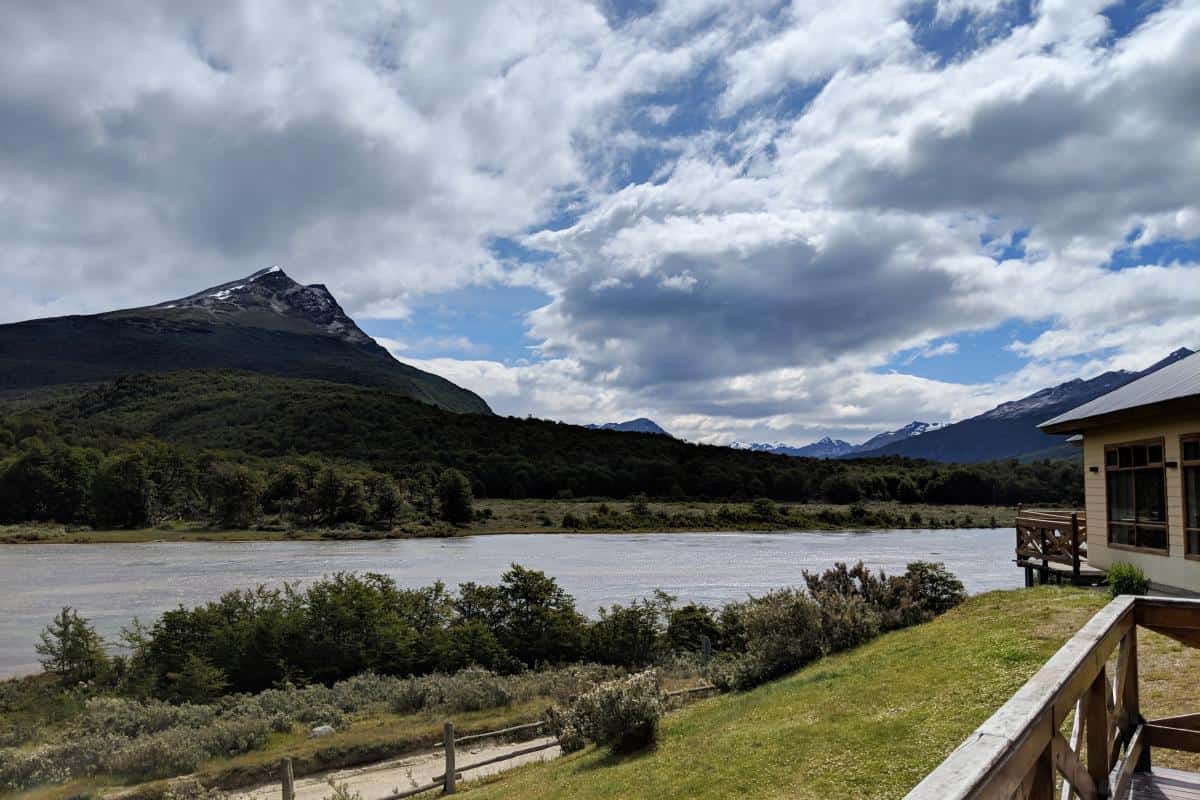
xmin=281 ymin=757 xmax=295 ymax=800
xmin=1040 ymin=524 xmax=1049 ymax=585
xmin=444 ymin=721 xmax=457 ymax=795
xmin=1070 ymin=512 xmax=1081 ymax=584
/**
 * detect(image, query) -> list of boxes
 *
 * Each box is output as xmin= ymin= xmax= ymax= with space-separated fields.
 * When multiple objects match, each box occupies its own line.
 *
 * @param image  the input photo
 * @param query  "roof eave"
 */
xmin=1039 ymin=395 xmax=1200 ymax=436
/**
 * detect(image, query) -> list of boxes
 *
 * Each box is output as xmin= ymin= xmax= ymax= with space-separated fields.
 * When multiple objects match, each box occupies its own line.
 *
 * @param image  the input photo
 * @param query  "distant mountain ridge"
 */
xmin=0 ymin=267 xmax=492 ymax=414
xmin=586 ymin=418 xmax=671 ymax=436
xmin=728 ymin=349 xmax=1195 ymax=464
xmin=732 ymin=421 xmax=944 ymax=459
xmin=861 ymin=348 xmax=1194 ymax=462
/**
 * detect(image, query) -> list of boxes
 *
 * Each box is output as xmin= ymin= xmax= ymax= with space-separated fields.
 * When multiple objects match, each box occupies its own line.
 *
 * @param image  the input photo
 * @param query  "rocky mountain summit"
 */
xmin=0 ymin=267 xmax=491 ymax=414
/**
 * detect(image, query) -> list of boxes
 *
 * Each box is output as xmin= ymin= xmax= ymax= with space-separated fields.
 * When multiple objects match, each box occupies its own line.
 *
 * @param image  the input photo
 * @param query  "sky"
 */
xmin=2 ymin=0 xmax=1199 ymax=446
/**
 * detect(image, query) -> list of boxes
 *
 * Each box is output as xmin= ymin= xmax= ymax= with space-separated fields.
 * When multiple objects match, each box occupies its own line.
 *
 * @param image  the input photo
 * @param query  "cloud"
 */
xmin=3 ymin=0 xmax=1199 ymax=448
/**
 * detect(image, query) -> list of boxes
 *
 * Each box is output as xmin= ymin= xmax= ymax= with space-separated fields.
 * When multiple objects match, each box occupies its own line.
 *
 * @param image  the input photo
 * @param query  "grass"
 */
xmin=1 ymin=665 xmax=707 ymax=800
xmin=4 ymin=699 xmax=553 ymax=800
xmin=464 ymin=587 xmax=1189 ymax=800
xmin=0 ymin=501 xmax=1017 ymax=544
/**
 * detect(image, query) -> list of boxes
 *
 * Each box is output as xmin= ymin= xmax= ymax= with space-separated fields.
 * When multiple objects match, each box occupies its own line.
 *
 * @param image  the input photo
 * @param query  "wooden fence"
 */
xmin=904 ymin=595 xmax=1200 ymax=800
xmin=278 ymin=682 xmax=717 ymax=799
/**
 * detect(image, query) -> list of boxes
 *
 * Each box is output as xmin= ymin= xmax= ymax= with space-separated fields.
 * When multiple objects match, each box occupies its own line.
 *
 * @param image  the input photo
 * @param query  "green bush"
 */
xmin=588 ymin=595 xmax=670 ymax=667
xmin=1109 ymin=562 xmax=1150 ymax=597
xmin=548 ymin=670 xmax=663 ymax=753
xmin=667 ymin=603 xmax=720 ymax=654
xmin=812 ymin=591 xmax=881 ymax=653
xmin=902 ymin=561 xmax=966 ymax=616
xmin=729 ymin=590 xmax=827 ymax=689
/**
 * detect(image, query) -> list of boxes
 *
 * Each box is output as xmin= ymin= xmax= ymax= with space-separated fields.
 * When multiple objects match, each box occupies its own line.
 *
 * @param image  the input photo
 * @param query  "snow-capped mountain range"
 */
xmin=731 ymin=421 xmax=945 ymax=459
xmin=732 ymin=349 xmax=1194 ymax=463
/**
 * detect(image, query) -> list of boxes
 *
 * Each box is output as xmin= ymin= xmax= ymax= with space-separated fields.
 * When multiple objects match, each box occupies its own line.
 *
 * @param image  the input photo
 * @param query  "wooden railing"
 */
xmin=905 ymin=595 xmax=1200 ymax=800
xmin=277 ymin=681 xmax=717 ymax=798
xmin=1016 ymin=506 xmax=1088 ymax=585
xmin=279 ymin=720 xmax=554 ymax=800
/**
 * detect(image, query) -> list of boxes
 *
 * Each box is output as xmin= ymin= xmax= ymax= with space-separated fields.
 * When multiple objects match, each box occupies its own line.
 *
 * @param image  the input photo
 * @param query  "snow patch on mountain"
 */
xmin=731 ymin=421 xmax=946 ymax=459
xmin=155 ymin=267 xmax=373 ymax=346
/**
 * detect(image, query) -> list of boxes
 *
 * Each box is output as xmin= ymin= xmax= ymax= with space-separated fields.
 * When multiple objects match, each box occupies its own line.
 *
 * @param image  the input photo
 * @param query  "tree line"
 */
xmin=0 ymin=438 xmax=475 ymax=529
xmin=38 ymin=562 xmax=965 ymax=703
xmin=0 ymin=370 xmax=1084 ymax=527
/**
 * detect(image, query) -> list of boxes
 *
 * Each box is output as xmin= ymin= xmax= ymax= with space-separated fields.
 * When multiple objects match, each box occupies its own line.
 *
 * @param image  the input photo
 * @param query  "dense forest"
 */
xmin=0 ymin=370 xmax=1083 ymax=528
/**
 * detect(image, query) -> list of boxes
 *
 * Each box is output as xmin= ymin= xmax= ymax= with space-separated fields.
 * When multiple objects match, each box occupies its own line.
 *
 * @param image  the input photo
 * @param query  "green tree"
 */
xmin=438 ymin=468 xmax=474 ymax=524
xmin=0 ymin=441 xmax=99 ymax=523
xmin=667 ymin=603 xmax=721 ymax=653
xmin=496 ymin=564 xmax=586 ymax=666
xmin=165 ymin=654 xmax=229 ymax=704
xmin=36 ymin=606 xmax=109 ymax=685
xmin=589 ymin=594 xmax=671 ymax=667
xmin=207 ymin=463 xmax=264 ymax=528
xmin=369 ymin=474 xmax=404 ymax=527
xmin=92 ymin=450 xmax=156 ymax=527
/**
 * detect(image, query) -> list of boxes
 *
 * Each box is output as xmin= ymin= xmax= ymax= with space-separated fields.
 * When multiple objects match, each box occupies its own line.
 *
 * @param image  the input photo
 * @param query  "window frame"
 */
xmin=1104 ymin=437 xmax=1169 ymax=556
xmin=1183 ymin=434 xmax=1200 ymax=561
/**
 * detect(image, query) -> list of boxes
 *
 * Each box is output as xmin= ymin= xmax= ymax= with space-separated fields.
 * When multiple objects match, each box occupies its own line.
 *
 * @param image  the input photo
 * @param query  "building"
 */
xmin=1040 ymin=351 xmax=1200 ymax=592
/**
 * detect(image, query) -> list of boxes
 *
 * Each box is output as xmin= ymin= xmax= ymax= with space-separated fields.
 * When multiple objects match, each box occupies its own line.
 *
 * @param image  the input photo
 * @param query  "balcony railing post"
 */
xmin=1086 ymin=666 xmax=1110 ymax=797
xmin=1125 ymin=630 xmax=1150 ymax=773
xmin=1031 ymin=739 xmax=1055 ymax=800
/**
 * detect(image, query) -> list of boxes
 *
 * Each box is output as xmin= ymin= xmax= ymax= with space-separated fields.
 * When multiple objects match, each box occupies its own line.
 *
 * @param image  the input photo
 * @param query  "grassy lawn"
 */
xmin=465 ymin=587 xmax=1200 ymax=800
xmin=0 ymin=501 xmax=1016 ymax=544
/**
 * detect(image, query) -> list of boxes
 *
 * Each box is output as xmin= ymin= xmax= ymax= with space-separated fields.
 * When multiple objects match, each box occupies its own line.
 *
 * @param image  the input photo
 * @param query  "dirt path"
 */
xmin=230 ymin=737 xmax=561 ymax=800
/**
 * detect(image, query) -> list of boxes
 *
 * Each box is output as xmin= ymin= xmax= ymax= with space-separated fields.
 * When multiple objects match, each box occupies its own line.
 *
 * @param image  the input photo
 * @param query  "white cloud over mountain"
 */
xmin=2 ymin=0 xmax=1198 ymax=444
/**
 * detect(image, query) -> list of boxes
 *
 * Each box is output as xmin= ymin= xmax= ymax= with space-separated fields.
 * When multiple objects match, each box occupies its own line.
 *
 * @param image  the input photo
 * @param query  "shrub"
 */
xmin=589 ymin=597 xmax=668 ymax=667
xmin=902 ymin=561 xmax=966 ymax=616
xmin=667 ymin=603 xmax=720 ymax=654
xmin=548 ymin=670 xmax=662 ymax=753
xmin=812 ymin=591 xmax=881 ymax=653
xmin=78 ymin=696 xmax=215 ymax=738
xmin=0 ymin=745 xmax=73 ymax=791
xmin=1109 ymin=562 xmax=1150 ymax=597
xmin=731 ymin=590 xmax=827 ymax=689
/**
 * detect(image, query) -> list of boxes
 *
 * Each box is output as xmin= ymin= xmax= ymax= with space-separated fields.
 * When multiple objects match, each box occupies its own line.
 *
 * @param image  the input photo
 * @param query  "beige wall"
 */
xmin=1082 ymin=412 xmax=1200 ymax=591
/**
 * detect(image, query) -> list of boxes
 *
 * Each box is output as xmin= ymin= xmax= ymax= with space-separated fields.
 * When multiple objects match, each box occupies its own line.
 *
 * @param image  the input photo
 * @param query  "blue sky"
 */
xmin=2 ymin=0 xmax=1198 ymax=445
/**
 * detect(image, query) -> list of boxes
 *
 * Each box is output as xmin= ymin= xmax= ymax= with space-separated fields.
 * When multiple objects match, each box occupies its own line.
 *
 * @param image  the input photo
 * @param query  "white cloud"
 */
xmin=3 ymin=0 xmax=1200 ymax=447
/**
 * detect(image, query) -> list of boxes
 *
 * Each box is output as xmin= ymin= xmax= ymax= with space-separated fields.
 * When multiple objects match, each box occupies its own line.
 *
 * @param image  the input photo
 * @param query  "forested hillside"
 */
xmin=0 ymin=370 xmax=1083 ymax=529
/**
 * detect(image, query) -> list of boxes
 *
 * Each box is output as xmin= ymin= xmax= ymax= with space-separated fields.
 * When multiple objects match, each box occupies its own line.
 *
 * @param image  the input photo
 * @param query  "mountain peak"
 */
xmin=247 ymin=265 xmax=285 ymax=280
xmin=4 ymin=267 xmax=493 ymax=414
xmin=586 ymin=418 xmax=672 ymax=436
xmin=149 ymin=267 xmax=372 ymax=346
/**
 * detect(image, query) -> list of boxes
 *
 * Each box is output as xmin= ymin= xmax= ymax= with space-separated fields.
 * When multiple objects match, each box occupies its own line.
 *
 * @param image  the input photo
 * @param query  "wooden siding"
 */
xmin=1081 ymin=412 xmax=1200 ymax=591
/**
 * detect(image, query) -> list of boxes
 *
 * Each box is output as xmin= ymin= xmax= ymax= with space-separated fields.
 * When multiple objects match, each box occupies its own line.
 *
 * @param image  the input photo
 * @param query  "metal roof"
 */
xmin=1040 ymin=351 xmax=1200 ymax=430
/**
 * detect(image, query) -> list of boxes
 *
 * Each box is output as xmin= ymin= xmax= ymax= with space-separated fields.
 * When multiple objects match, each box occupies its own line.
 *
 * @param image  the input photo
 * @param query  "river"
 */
xmin=0 ymin=528 xmax=1020 ymax=677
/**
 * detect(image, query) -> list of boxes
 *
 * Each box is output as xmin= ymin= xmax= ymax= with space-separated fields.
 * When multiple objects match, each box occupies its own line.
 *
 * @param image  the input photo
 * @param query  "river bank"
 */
xmin=0 ymin=500 xmax=1016 ymax=544
xmin=0 ymin=528 xmax=1022 ymax=677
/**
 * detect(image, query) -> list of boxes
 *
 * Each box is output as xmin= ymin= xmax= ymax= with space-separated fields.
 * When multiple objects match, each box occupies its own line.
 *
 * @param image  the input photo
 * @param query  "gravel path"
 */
xmin=230 ymin=737 xmax=562 ymax=800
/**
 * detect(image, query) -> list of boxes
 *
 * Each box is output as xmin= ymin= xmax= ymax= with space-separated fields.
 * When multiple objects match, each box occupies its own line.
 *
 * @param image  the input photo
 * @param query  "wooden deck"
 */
xmin=906 ymin=596 xmax=1200 ymax=800
xmin=1016 ymin=507 xmax=1107 ymax=587
xmin=1129 ymin=768 xmax=1200 ymax=799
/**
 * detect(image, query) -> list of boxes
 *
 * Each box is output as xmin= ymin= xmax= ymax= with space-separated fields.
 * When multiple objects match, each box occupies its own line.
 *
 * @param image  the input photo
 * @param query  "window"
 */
xmin=1185 ymin=436 xmax=1200 ymax=558
xmin=1105 ymin=439 xmax=1168 ymax=554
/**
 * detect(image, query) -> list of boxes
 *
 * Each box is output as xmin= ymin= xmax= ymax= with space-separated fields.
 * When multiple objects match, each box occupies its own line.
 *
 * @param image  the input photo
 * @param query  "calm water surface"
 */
xmin=0 ymin=528 xmax=1019 ymax=676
